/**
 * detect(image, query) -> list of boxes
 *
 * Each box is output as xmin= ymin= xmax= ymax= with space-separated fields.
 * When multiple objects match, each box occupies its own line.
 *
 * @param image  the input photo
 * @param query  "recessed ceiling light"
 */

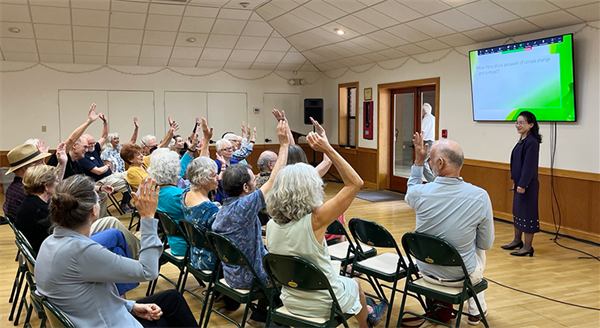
xmin=239 ymin=1 xmax=250 ymax=8
xmin=334 ymin=28 xmax=345 ymax=35
xmin=187 ymin=37 xmax=196 ymax=43
xmin=8 ymin=27 xmax=20 ymax=33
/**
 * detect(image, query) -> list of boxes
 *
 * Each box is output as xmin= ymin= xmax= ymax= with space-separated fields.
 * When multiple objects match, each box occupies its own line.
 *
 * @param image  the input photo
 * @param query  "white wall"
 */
xmin=0 ymin=63 xmax=322 ymax=151
xmin=319 ymin=22 xmax=600 ymax=174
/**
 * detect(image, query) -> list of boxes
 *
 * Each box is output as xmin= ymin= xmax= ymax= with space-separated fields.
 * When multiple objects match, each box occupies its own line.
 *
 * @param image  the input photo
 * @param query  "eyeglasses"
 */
xmin=221 ymin=147 xmax=233 ymax=152
xmin=515 ymin=121 xmax=528 ymax=126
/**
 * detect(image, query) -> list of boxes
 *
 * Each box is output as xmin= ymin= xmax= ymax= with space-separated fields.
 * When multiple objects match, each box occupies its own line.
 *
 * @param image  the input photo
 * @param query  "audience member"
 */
xmin=121 ymin=142 xmax=148 ymax=193
xmin=16 ymin=166 xmax=139 ymax=295
xmin=266 ymin=122 xmax=387 ymax=328
xmin=255 ymin=150 xmax=277 ymax=189
xmin=101 ymin=117 xmax=139 ymax=173
xmin=223 ymin=122 xmax=256 ymax=163
xmin=35 ymin=176 xmax=199 ymax=328
xmin=421 ymin=103 xmax=436 ymax=182
xmin=211 ymin=120 xmax=290 ymax=324
xmin=405 ymin=132 xmax=494 ymax=325
xmin=213 ymin=138 xmax=238 ymax=203
xmin=3 ymin=142 xmax=52 ymax=220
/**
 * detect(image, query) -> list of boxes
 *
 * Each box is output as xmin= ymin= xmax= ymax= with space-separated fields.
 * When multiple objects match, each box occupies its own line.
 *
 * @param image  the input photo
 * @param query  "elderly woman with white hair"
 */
xmin=101 ymin=117 xmax=139 ymax=174
xmin=265 ymin=127 xmax=388 ymax=328
xmin=214 ymin=138 xmax=238 ymax=203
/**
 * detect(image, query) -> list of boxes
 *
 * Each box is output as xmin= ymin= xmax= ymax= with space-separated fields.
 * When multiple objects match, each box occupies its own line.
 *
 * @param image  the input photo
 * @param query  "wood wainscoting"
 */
xmin=462 ymin=159 xmax=600 ymax=244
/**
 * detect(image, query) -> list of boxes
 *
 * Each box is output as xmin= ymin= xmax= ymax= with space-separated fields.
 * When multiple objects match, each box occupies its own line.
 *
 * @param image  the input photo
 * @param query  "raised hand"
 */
xmin=252 ymin=127 xmax=257 ymax=142
xmin=276 ymin=120 xmax=290 ymax=146
xmin=133 ymin=117 xmax=139 ymax=128
xmin=201 ymin=117 xmax=213 ymax=140
xmin=168 ymin=115 xmax=174 ymax=127
xmin=88 ymin=103 xmax=100 ymax=121
xmin=99 ymin=113 xmax=107 ymax=123
xmin=241 ymin=121 xmax=246 ymax=139
xmin=36 ymin=139 xmax=49 ymax=154
xmin=56 ymin=142 xmax=67 ymax=166
xmin=412 ymin=132 xmax=428 ymax=166
xmin=215 ymin=152 xmax=226 ymax=165
xmin=190 ymin=132 xmax=199 ymax=150
xmin=246 ymin=123 xmax=251 ymax=138
xmin=132 ymin=177 xmax=160 ymax=219
xmin=272 ymin=108 xmax=287 ymax=122
xmin=307 ymin=131 xmax=330 ymax=153
xmin=310 ymin=117 xmax=327 ymax=140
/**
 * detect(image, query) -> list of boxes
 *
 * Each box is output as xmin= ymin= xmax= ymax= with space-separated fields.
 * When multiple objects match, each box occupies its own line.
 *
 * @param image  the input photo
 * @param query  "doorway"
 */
xmin=376 ymin=78 xmax=439 ymax=192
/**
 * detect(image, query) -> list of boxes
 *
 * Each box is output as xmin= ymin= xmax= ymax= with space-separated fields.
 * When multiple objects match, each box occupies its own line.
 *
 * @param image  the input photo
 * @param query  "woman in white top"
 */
xmin=35 ymin=175 xmax=199 ymax=328
xmin=265 ymin=120 xmax=387 ymax=328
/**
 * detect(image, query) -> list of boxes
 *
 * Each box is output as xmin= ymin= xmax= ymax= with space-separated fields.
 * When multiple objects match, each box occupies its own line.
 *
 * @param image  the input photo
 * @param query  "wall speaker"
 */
xmin=304 ymin=98 xmax=323 ymax=124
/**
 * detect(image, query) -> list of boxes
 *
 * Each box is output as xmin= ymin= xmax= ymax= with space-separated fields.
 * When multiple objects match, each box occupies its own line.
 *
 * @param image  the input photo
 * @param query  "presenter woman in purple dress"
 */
xmin=502 ymin=111 xmax=541 ymax=257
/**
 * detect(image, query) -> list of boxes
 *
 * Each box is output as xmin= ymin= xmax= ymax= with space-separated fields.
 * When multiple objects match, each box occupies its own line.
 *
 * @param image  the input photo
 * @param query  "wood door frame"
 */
xmin=376 ymin=78 xmax=440 ymax=190
xmin=338 ymin=82 xmax=359 ymax=147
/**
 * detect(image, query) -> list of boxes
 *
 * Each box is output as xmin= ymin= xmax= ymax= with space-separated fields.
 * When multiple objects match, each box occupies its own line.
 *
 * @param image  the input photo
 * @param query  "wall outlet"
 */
xmin=253 ymin=108 xmax=260 ymax=114
xmin=42 ymin=125 xmax=47 ymax=132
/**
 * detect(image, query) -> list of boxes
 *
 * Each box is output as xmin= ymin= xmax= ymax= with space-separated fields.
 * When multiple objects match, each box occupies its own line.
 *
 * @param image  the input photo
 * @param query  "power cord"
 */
xmin=486 ymin=277 xmax=600 ymax=311
xmin=548 ymin=122 xmax=600 ymax=261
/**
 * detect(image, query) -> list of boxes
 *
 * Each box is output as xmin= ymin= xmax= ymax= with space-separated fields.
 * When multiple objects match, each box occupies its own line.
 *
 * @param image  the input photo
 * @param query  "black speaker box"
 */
xmin=304 ymin=98 xmax=324 ymax=124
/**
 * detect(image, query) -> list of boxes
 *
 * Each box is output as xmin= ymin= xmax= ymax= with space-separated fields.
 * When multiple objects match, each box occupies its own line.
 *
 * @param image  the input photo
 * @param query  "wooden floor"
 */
xmin=1 ymin=183 xmax=599 ymax=328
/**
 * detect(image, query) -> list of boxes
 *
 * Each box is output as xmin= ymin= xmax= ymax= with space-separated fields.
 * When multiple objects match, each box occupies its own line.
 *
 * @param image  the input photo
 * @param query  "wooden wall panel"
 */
xmin=462 ymin=159 xmax=600 ymax=243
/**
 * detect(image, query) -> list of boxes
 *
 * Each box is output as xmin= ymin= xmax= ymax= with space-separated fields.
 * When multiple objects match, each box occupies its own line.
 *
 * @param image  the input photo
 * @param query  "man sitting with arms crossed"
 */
xmin=405 ymin=132 xmax=494 ymax=326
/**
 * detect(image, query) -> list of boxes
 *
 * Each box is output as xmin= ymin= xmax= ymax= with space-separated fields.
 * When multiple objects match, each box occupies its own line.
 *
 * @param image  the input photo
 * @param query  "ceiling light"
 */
xmin=186 ymin=37 xmax=196 ymax=43
xmin=239 ymin=1 xmax=250 ymax=8
xmin=334 ymin=28 xmax=345 ymax=35
xmin=8 ymin=27 xmax=20 ymax=33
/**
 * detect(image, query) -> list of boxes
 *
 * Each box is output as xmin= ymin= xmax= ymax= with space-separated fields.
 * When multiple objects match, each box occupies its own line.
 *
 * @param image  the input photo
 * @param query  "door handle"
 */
xmin=265 ymin=138 xmax=272 ymax=143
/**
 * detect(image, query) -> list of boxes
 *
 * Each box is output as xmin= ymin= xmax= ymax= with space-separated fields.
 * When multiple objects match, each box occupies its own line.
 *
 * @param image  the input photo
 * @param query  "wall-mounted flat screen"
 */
xmin=469 ymin=33 xmax=576 ymax=122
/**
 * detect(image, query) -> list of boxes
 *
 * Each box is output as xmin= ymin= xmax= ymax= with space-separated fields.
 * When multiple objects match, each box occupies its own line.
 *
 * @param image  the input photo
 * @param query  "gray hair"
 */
xmin=257 ymin=152 xmax=276 ymax=172
xmin=187 ymin=157 xmax=218 ymax=191
xmin=423 ymin=103 xmax=432 ymax=115
xmin=266 ymin=163 xmax=324 ymax=224
xmin=24 ymin=138 xmax=40 ymax=145
xmin=50 ymin=175 xmax=98 ymax=230
xmin=148 ymin=149 xmax=180 ymax=185
xmin=215 ymin=139 xmax=231 ymax=152
xmin=435 ymin=141 xmax=464 ymax=168
xmin=222 ymin=133 xmax=238 ymax=140
xmin=103 ymin=132 xmax=120 ymax=151
xmin=141 ymin=134 xmax=156 ymax=147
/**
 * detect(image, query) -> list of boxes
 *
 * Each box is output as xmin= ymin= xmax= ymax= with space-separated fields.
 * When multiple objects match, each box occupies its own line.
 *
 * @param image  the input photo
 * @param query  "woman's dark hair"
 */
xmin=50 ymin=175 xmax=98 ymax=230
xmin=518 ymin=111 xmax=542 ymax=143
xmin=222 ymin=163 xmax=252 ymax=197
xmin=287 ymin=145 xmax=308 ymax=165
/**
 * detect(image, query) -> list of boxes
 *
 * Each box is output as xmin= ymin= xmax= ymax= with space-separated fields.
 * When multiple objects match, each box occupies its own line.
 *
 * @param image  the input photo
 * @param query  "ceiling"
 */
xmin=0 ymin=0 xmax=598 ymax=72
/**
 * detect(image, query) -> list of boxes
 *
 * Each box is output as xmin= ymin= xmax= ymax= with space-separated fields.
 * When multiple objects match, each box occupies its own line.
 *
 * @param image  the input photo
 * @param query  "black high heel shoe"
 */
xmin=501 ymin=241 xmax=523 ymax=250
xmin=510 ymin=247 xmax=534 ymax=257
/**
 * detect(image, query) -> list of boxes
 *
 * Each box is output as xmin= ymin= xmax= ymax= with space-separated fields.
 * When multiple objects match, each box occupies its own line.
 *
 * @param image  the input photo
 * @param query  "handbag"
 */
xmin=400 ymin=298 xmax=456 ymax=327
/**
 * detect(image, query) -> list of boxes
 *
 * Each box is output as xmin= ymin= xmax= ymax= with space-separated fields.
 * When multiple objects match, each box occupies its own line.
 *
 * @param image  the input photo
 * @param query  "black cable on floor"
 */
xmin=485 ymin=277 xmax=600 ymax=311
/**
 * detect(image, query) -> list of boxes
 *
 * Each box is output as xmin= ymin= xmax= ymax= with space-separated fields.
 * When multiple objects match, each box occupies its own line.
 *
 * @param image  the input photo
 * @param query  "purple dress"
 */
xmin=510 ymin=133 xmax=540 ymax=233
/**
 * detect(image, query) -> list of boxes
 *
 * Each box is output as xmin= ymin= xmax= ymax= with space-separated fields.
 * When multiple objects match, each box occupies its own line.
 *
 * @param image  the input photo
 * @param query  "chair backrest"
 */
xmin=401 ymin=232 xmax=470 ymax=277
xmin=42 ymin=299 xmax=76 ymax=328
xmin=156 ymin=211 xmax=185 ymax=238
xmin=263 ymin=253 xmax=334 ymax=292
xmin=179 ymin=220 xmax=212 ymax=251
xmin=325 ymin=219 xmax=350 ymax=239
xmin=206 ymin=231 xmax=252 ymax=268
xmin=348 ymin=218 xmax=401 ymax=251
xmin=16 ymin=238 xmax=36 ymax=273
xmin=15 ymin=229 xmax=37 ymax=258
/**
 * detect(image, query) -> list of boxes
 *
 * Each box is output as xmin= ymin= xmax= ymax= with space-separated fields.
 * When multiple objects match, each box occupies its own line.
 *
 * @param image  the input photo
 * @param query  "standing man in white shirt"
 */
xmin=421 ymin=103 xmax=436 ymax=182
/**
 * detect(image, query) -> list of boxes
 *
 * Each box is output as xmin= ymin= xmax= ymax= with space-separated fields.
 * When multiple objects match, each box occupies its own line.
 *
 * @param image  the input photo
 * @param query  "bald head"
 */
xmin=82 ymin=134 xmax=96 ymax=153
xmin=431 ymin=139 xmax=463 ymax=168
xmin=257 ymin=150 xmax=277 ymax=172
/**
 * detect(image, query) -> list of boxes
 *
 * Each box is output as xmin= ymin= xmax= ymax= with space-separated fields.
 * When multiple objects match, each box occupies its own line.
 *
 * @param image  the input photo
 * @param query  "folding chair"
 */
xmin=7 ymin=222 xmax=37 ymax=323
xmin=348 ymin=217 xmax=424 ymax=328
xmin=262 ymin=253 xmax=353 ymax=328
xmin=14 ymin=239 xmax=46 ymax=328
xmin=146 ymin=211 xmax=189 ymax=296
xmin=124 ymin=182 xmax=141 ymax=231
xmin=326 ymin=219 xmax=377 ymax=275
xmin=178 ymin=220 xmax=217 ymax=327
xmin=203 ymin=231 xmax=270 ymax=328
xmin=106 ymin=191 xmax=125 ymax=216
xmin=398 ymin=232 xmax=489 ymax=328
xmin=41 ymin=298 xmax=75 ymax=328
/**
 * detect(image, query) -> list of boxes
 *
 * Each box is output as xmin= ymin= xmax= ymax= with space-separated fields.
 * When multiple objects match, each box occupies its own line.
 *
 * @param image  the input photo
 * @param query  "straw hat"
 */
xmin=5 ymin=143 xmax=52 ymax=175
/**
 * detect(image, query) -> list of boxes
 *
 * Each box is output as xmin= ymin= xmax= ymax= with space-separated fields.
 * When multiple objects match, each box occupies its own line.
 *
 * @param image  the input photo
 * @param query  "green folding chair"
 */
xmin=262 ymin=253 xmax=353 ymax=328
xmin=8 ymin=222 xmax=37 ymax=324
xmin=146 ymin=211 xmax=189 ymax=295
xmin=41 ymin=298 xmax=75 ymax=328
xmin=203 ymin=231 xmax=270 ymax=328
xmin=178 ymin=220 xmax=217 ymax=327
xmin=124 ymin=182 xmax=141 ymax=231
xmin=326 ymin=219 xmax=377 ymax=275
xmin=348 ymin=217 xmax=425 ymax=328
xmin=14 ymin=239 xmax=45 ymax=328
xmin=398 ymin=232 xmax=489 ymax=328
